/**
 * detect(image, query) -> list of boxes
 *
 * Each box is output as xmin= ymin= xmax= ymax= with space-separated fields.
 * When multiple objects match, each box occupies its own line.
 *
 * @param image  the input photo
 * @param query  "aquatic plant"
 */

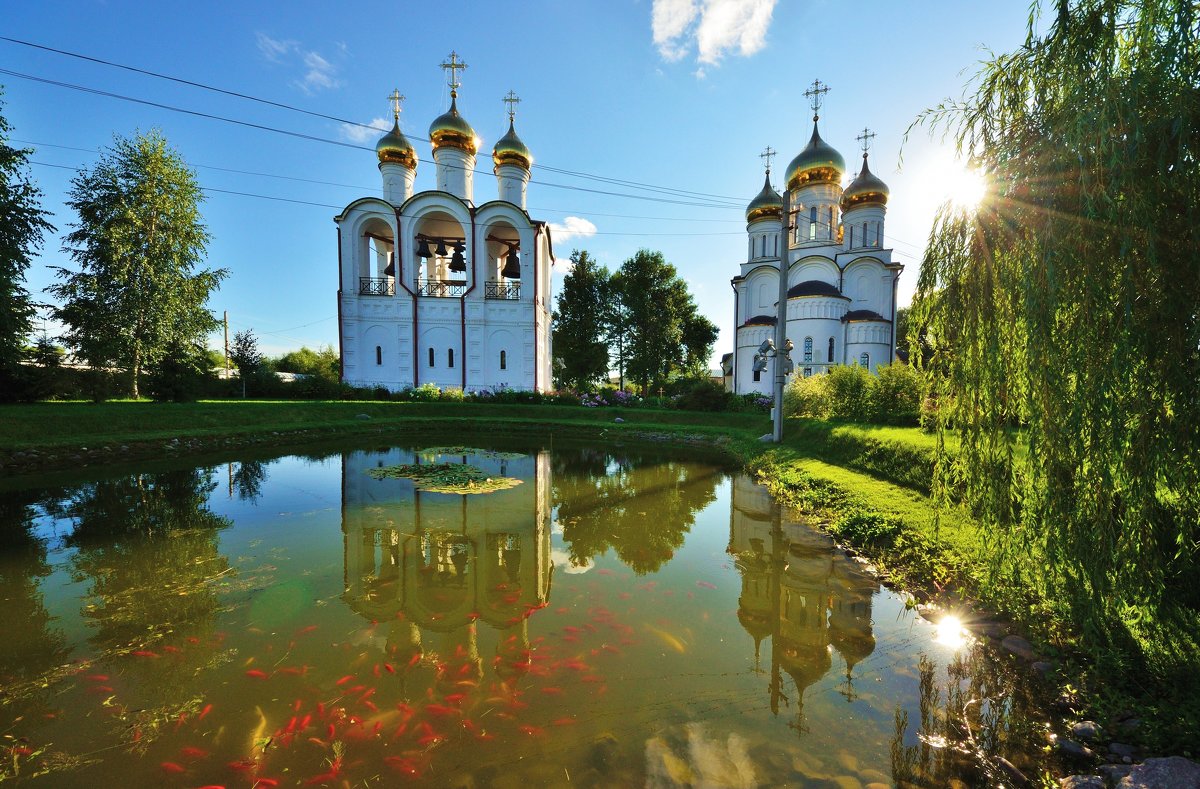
xmin=366 ymin=462 xmax=522 ymax=494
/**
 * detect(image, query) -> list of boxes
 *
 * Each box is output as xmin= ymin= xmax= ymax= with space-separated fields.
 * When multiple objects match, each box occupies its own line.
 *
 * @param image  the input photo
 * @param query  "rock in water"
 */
xmin=1117 ymin=756 xmax=1200 ymax=788
xmin=1059 ymin=777 xmax=1104 ymax=788
xmin=1001 ymin=634 xmax=1035 ymax=660
xmin=1071 ymin=721 xmax=1101 ymax=742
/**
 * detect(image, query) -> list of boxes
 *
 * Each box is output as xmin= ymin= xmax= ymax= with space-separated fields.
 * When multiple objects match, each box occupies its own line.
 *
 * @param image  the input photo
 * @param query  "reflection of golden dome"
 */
xmin=377 ymin=120 xmax=417 ymax=169
xmin=492 ymin=121 xmax=531 ymax=170
xmin=786 ymin=118 xmax=845 ymax=190
xmin=746 ymin=172 xmax=783 ymax=222
xmin=841 ymin=153 xmax=889 ymax=209
xmin=429 ymin=97 xmax=477 ymax=155
xmin=737 ymin=607 xmax=774 ymax=643
xmin=778 ymin=636 xmax=832 ymax=692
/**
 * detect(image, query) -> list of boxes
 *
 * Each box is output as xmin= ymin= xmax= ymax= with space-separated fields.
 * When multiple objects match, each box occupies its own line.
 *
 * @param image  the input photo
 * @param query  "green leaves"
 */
xmin=49 ymin=130 xmax=226 ymax=399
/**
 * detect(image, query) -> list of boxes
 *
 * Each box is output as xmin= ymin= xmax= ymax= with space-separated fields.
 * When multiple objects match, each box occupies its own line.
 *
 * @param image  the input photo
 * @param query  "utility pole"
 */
xmin=773 ymin=189 xmax=791 ymax=443
xmin=223 ymin=310 xmax=230 ymax=379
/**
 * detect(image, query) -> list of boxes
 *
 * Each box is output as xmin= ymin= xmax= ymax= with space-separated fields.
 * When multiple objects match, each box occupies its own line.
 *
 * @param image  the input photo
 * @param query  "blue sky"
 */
xmin=4 ymin=1 xmax=1034 ymax=361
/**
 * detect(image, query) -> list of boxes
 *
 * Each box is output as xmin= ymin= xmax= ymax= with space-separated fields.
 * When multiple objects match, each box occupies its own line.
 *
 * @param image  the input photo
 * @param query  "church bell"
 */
xmin=501 ymin=249 xmax=520 ymax=279
xmin=415 ymin=238 xmax=433 ymax=259
xmin=449 ymin=241 xmax=467 ymax=273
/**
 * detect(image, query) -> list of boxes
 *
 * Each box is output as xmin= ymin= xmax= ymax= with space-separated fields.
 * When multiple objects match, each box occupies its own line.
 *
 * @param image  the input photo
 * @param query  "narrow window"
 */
xmin=760 ymin=236 xmax=765 ymax=257
xmin=827 ymin=337 xmax=835 ymax=363
xmin=448 ymin=349 xmax=455 ymax=368
xmin=862 ymin=222 xmax=867 ymax=247
xmin=859 ymin=352 xmax=870 ymax=368
xmin=803 ymin=337 xmax=813 ymax=363
xmin=752 ymin=369 xmax=761 ymax=382
xmin=809 ymin=206 xmax=817 ymax=240
xmin=826 ymin=207 xmax=834 ymax=239
xmin=803 ymin=367 xmax=813 ymax=378
xmin=500 ymin=350 xmax=507 ymax=370
xmin=375 ymin=346 xmax=382 ymax=366
xmin=848 ymin=226 xmax=853 ymax=248
xmin=428 ymin=347 xmax=435 ymax=368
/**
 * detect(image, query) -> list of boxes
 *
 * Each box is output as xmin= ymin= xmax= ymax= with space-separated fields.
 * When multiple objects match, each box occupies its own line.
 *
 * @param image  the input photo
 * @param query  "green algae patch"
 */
xmin=416 ymin=446 xmax=526 ymax=460
xmin=366 ymin=462 xmax=522 ymax=494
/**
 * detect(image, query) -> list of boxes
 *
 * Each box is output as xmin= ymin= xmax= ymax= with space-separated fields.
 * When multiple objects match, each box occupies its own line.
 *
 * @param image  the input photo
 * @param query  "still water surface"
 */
xmin=0 ymin=438 xmax=1049 ymax=787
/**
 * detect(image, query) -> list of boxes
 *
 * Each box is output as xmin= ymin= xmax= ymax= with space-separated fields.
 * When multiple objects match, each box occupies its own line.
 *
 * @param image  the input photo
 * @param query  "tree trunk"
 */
xmin=131 ymin=347 xmax=140 ymax=400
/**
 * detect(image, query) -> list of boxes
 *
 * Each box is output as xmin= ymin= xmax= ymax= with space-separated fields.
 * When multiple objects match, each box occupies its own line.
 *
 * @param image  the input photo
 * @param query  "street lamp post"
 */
xmin=773 ymin=188 xmax=793 ymax=442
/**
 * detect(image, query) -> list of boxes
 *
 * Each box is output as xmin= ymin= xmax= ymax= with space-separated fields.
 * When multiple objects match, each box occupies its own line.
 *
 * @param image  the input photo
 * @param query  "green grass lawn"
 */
xmin=0 ymin=399 xmax=770 ymax=451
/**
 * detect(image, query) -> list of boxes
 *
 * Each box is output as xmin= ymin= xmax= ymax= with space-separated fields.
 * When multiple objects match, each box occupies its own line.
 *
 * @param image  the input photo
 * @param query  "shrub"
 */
xmin=145 ymin=341 xmax=214 ymax=403
xmin=870 ymin=361 xmax=922 ymax=425
xmin=408 ymin=383 xmax=441 ymax=402
xmin=824 ymin=364 xmax=874 ymax=421
xmin=438 ymin=387 xmax=465 ymax=402
xmin=674 ymin=379 xmax=730 ymax=412
xmin=784 ymin=374 xmax=832 ymax=418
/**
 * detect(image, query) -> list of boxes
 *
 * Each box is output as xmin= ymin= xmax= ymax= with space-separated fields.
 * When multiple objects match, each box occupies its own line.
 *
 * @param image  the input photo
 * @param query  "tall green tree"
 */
xmin=49 ymin=130 xmax=226 ymax=399
xmin=614 ymin=250 xmax=715 ymax=393
xmin=230 ymin=328 xmax=263 ymax=398
xmin=552 ymin=250 xmax=612 ymax=390
xmin=913 ymin=0 xmax=1199 ymax=636
xmin=0 ymin=88 xmax=56 ymax=399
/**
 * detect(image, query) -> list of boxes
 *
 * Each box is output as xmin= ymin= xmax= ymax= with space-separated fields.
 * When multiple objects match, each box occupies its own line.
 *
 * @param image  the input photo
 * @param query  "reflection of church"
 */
xmin=728 ymin=476 xmax=878 ymax=726
xmin=341 ymin=448 xmax=552 ymax=676
xmin=336 ymin=52 xmax=554 ymax=392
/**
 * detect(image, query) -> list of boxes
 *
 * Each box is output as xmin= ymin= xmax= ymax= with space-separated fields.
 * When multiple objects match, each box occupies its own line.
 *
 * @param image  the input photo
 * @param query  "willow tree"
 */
xmin=50 ymin=130 xmax=225 ymax=399
xmin=913 ymin=0 xmax=1199 ymax=637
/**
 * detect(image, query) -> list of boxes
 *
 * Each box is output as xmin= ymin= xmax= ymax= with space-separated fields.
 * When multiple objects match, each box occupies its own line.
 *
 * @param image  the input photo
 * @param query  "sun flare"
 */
xmin=933 ymin=615 xmax=968 ymax=649
xmin=939 ymin=157 xmax=988 ymax=209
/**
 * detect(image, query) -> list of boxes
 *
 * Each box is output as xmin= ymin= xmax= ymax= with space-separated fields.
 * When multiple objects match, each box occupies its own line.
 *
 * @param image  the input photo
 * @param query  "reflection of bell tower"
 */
xmin=340 ymin=445 xmax=552 ymax=700
xmin=728 ymin=476 xmax=878 ymax=736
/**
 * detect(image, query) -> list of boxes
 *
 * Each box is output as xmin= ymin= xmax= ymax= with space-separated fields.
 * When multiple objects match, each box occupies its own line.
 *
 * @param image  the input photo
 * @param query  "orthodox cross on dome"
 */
xmin=803 ymin=79 xmax=830 ymax=120
xmin=856 ymin=127 xmax=876 ymax=155
xmin=387 ymin=89 xmax=405 ymax=122
xmin=503 ymin=90 xmax=521 ymax=123
xmin=440 ymin=51 xmax=468 ymax=98
xmin=759 ymin=145 xmax=776 ymax=175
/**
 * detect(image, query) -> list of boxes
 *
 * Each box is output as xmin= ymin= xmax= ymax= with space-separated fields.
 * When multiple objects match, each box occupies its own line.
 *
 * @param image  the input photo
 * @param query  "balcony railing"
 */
xmin=484 ymin=280 xmax=521 ymax=300
xmin=359 ymin=277 xmax=394 ymax=296
xmin=416 ymin=278 xmax=467 ymax=297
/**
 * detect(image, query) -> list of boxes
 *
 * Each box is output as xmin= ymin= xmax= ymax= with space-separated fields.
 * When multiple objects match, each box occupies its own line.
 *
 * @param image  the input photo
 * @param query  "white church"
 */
xmin=730 ymin=83 xmax=903 ymax=395
xmin=336 ymin=53 xmax=553 ymax=393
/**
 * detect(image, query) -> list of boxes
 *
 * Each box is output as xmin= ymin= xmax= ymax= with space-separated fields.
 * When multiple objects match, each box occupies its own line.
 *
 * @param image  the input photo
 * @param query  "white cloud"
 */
xmin=256 ymin=32 xmax=343 ymax=94
xmin=550 ymin=547 xmax=593 ymax=574
xmin=548 ymin=216 xmax=597 ymax=243
xmin=341 ymin=117 xmax=391 ymax=143
xmin=651 ymin=0 xmax=777 ymax=67
xmin=652 ymin=0 xmax=699 ymax=61
xmin=256 ymin=32 xmax=295 ymax=62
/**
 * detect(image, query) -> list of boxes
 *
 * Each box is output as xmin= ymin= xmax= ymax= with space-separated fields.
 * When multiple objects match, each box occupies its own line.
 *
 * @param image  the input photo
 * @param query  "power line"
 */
xmin=0 ymin=38 xmax=748 ymax=205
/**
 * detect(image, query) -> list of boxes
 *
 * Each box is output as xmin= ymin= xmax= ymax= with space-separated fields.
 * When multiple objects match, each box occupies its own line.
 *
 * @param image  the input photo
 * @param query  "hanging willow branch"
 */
xmin=911 ymin=0 xmax=1200 ymax=641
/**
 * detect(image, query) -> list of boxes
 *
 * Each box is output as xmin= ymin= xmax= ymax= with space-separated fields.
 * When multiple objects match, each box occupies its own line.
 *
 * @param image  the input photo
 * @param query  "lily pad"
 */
xmin=416 ymin=446 xmax=526 ymax=460
xmin=366 ymin=462 xmax=522 ymax=494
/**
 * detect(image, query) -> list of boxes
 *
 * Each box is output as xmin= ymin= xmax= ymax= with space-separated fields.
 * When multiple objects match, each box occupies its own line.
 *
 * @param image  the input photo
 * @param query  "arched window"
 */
xmin=809 ymin=206 xmax=818 ymax=240
xmin=861 ymin=222 xmax=867 ymax=247
xmin=803 ymin=337 xmax=813 ymax=363
xmin=428 ymin=347 xmax=435 ymax=368
xmin=827 ymin=207 xmax=835 ymax=239
xmin=448 ymin=349 xmax=455 ymax=368
xmin=500 ymin=350 xmax=507 ymax=370
xmin=375 ymin=346 xmax=382 ymax=366
xmin=827 ymin=337 xmax=835 ymax=363
xmin=859 ymin=352 xmax=870 ymax=368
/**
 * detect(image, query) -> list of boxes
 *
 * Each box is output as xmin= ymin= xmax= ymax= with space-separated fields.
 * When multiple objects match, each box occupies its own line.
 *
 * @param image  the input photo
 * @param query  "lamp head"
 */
xmin=758 ymin=339 xmax=774 ymax=355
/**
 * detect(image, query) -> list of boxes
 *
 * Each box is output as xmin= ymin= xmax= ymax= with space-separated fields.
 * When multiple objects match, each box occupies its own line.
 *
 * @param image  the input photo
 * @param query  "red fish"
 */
xmin=408 ymin=653 xmax=422 ymax=667
xmin=335 ymin=675 xmax=354 ymax=686
xmin=425 ymin=704 xmax=457 ymax=717
xmin=160 ymin=761 xmax=186 ymax=774
xmin=417 ymin=733 xmax=444 ymax=746
xmin=245 ymin=669 xmax=269 ymax=680
xmin=619 ymin=592 xmax=632 ymax=599
xmin=518 ymin=725 xmax=545 ymax=736
xmin=597 ymin=569 xmax=615 ymax=576
xmin=198 ymin=703 xmax=213 ymax=720
xmin=195 ymin=786 xmax=226 ymax=789
xmin=696 ymin=580 xmax=717 ymax=590
xmin=296 ymin=625 xmax=318 ymax=635
xmin=85 ymin=674 xmax=109 ymax=682
xmin=131 ymin=650 xmax=159 ymax=658
xmin=252 ymin=780 xmax=280 ymax=788
xmin=228 ymin=760 xmax=257 ymax=771
xmin=180 ymin=746 xmax=208 ymax=759
xmin=162 ymin=645 xmax=182 ymax=654
xmin=383 ymin=663 xmax=395 ymax=674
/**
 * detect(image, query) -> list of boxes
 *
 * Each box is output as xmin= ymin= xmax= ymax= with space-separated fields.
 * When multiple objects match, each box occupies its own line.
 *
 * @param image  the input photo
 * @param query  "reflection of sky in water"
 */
xmin=0 ymin=439 xmax=1049 ymax=787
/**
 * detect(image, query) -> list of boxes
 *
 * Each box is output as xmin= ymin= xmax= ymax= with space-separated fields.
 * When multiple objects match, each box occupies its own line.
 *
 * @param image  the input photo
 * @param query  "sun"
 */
xmin=935 ymin=154 xmax=988 ymax=210
xmin=933 ymin=614 xmax=968 ymax=649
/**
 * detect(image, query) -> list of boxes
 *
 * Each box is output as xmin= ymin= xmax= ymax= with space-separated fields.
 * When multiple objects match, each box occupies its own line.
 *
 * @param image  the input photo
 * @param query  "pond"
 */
xmin=0 ymin=437 xmax=1052 ymax=787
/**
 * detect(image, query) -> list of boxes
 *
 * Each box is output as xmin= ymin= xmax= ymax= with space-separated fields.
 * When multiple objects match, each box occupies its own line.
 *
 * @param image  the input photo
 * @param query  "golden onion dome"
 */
xmin=376 ymin=120 xmax=417 ymax=169
xmin=746 ymin=171 xmax=783 ymax=222
xmin=785 ymin=118 xmax=845 ymax=190
xmin=841 ymin=153 xmax=889 ymax=209
xmin=492 ymin=120 xmax=532 ymax=170
xmin=429 ymin=96 xmax=477 ymax=155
